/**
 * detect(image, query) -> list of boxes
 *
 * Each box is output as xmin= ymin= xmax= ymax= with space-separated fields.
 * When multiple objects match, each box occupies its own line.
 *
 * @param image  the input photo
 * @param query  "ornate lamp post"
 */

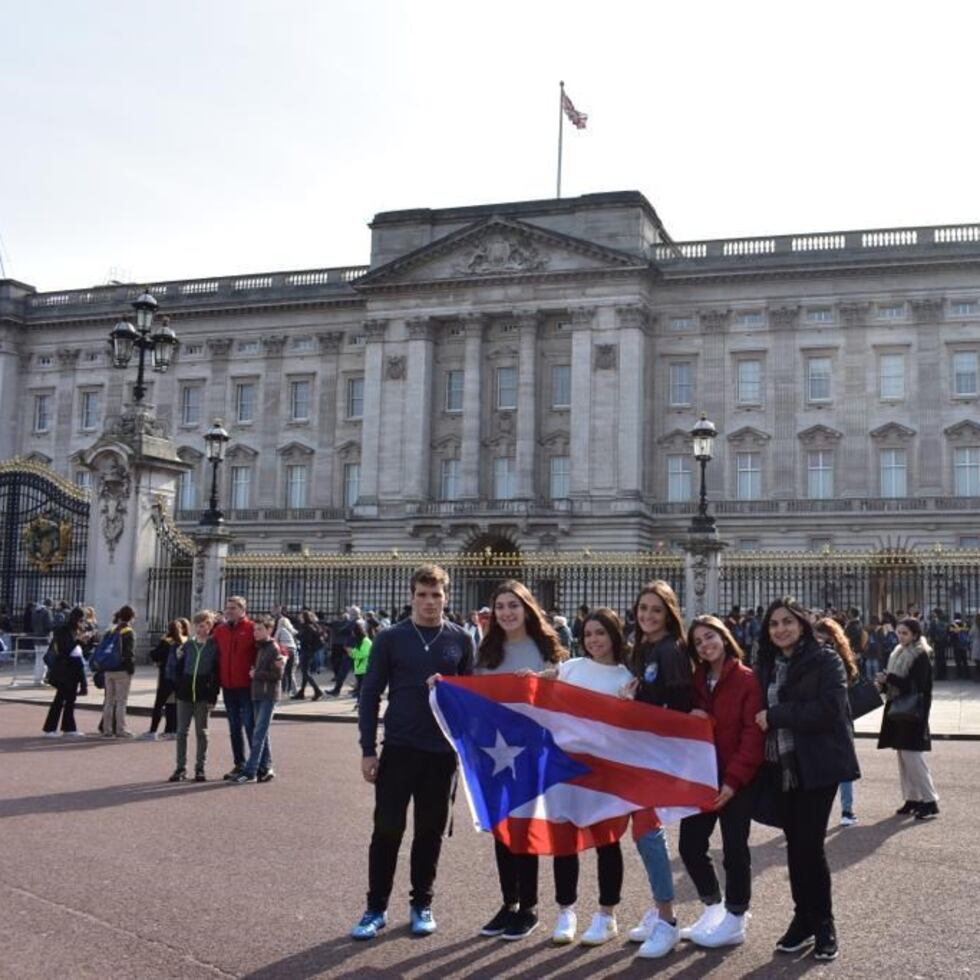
xmin=689 ymin=414 xmax=718 ymax=534
xmin=199 ymin=419 xmax=230 ymax=527
xmin=109 ymin=290 xmax=178 ymax=403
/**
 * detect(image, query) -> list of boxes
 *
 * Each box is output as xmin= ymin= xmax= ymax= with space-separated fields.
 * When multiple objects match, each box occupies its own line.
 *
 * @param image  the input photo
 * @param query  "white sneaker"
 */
xmin=579 ymin=912 xmax=618 ymax=946
xmin=637 ymin=918 xmax=680 ymax=959
xmin=141 ymin=732 xmax=159 ymax=741
xmin=42 ymin=731 xmax=62 ymax=738
xmin=840 ymin=812 xmax=858 ymax=827
xmin=65 ymin=731 xmax=87 ymax=738
xmin=552 ymin=907 xmax=577 ymax=945
xmin=695 ymin=910 xmax=748 ymax=948
xmin=680 ymin=902 xmax=725 ymax=941
xmin=628 ymin=907 xmax=660 ymax=942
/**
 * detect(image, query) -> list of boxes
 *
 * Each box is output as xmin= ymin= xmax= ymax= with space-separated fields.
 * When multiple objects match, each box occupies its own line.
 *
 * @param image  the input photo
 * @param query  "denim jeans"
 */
xmin=635 ymin=826 xmax=675 ymax=903
xmin=241 ymin=698 xmax=275 ymax=777
xmin=863 ymin=657 xmax=880 ymax=681
xmin=222 ymin=687 xmax=254 ymax=767
xmin=839 ymin=780 xmax=854 ymax=813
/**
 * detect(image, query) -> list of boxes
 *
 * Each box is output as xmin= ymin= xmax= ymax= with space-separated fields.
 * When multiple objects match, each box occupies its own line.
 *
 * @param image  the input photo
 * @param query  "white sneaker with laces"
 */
xmin=695 ymin=910 xmax=748 ymax=948
xmin=42 ymin=731 xmax=62 ymax=738
xmin=637 ymin=918 xmax=680 ymax=959
xmin=840 ymin=812 xmax=858 ymax=827
xmin=65 ymin=730 xmax=87 ymax=738
xmin=680 ymin=902 xmax=725 ymax=941
xmin=628 ymin=907 xmax=660 ymax=942
xmin=579 ymin=912 xmax=618 ymax=946
xmin=552 ymin=907 xmax=577 ymax=945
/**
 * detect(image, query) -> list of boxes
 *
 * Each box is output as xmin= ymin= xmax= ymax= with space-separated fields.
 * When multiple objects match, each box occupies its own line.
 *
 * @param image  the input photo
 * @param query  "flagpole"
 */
xmin=557 ymin=80 xmax=564 ymax=199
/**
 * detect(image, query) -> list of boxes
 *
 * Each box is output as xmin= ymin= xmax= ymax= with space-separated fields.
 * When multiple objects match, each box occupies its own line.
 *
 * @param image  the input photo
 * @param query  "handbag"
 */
xmin=848 ymin=677 xmax=884 ymax=720
xmin=888 ymin=691 xmax=924 ymax=724
xmin=750 ymin=763 xmax=785 ymax=829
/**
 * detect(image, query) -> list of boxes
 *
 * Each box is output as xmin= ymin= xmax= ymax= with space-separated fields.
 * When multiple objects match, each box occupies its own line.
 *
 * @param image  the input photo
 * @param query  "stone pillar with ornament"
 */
xmin=189 ymin=526 xmax=230 ymax=614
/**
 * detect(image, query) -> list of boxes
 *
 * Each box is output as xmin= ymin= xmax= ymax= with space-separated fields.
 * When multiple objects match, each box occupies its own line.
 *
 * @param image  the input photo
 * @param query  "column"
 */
xmin=769 ymin=307 xmax=800 ymax=498
xmin=460 ymin=315 xmax=485 ymax=500
xmin=569 ymin=307 xmax=595 ymax=497
xmin=839 ymin=303 xmax=871 ymax=497
xmin=258 ymin=335 xmax=287 ymax=501
xmin=54 ymin=348 xmax=81 ymax=467
xmin=515 ymin=313 xmax=540 ymax=500
xmin=357 ymin=319 xmax=387 ymax=508
xmin=404 ymin=318 xmax=435 ymax=502
xmin=314 ymin=332 xmax=344 ymax=507
xmin=912 ymin=298 xmax=945 ymax=494
xmin=616 ymin=306 xmax=648 ymax=498
xmin=0 ymin=335 xmax=23 ymax=459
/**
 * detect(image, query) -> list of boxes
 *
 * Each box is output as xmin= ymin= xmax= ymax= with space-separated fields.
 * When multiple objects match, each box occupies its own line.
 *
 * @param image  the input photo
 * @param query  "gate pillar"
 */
xmin=682 ymin=532 xmax=728 ymax=618
xmin=190 ymin=527 xmax=230 ymax=613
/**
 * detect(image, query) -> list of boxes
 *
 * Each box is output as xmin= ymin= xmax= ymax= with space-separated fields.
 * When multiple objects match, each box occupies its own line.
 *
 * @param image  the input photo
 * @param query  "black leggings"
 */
xmin=494 ymin=839 xmax=539 ymax=910
xmin=553 ymin=842 xmax=623 ymax=908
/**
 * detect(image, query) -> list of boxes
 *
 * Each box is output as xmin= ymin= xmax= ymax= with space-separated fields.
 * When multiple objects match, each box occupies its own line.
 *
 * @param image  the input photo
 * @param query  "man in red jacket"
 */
xmin=212 ymin=596 xmax=257 ymax=780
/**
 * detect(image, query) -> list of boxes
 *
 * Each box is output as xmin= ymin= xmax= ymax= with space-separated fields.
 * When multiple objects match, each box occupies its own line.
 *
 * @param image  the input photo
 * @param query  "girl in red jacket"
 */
xmin=678 ymin=615 xmax=764 ymax=949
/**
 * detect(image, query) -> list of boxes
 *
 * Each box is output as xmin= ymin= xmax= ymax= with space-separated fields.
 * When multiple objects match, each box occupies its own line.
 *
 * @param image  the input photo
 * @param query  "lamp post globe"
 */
xmin=200 ymin=419 xmax=230 ymax=527
xmin=689 ymin=414 xmax=718 ymax=534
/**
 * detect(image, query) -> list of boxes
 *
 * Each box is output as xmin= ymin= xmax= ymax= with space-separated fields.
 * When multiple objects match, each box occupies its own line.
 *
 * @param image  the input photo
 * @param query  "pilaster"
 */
xmin=770 ymin=306 xmax=800 ymax=498
xmin=569 ymin=307 xmax=595 ymax=497
xmin=460 ymin=315 xmax=485 ymax=500
xmin=357 ymin=319 xmax=387 ymax=509
xmin=616 ymin=306 xmax=648 ymax=498
xmin=403 ymin=318 xmax=435 ymax=502
xmin=840 ymin=303 xmax=871 ymax=497
xmin=911 ymin=297 xmax=945 ymax=493
xmin=515 ymin=313 xmax=540 ymax=499
xmin=314 ymin=332 xmax=345 ymax=507
xmin=258 ymin=335 xmax=287 ymax=503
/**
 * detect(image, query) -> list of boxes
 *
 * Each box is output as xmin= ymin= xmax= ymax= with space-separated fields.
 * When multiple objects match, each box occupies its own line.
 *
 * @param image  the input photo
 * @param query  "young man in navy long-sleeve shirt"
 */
xmin=351 ymin=564 xmax=474 ymax=940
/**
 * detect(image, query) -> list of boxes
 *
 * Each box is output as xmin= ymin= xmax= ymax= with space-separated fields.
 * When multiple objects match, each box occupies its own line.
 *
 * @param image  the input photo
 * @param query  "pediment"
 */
xmin=25 ymin=451 xmax=53 ymax=465
xmin=277 ymin=440 xmax=314 ymax=458
xmin=944 ymin=419 xmax=980 ymax=441
xmin=870 ymin=422 xmax=916 ymax=440
xmin=336 ymin=439 xmax=361 ymax=460
xmin=176 ymin=446 xmax=204 ymax=462
xmin=539 ymin=429 xmax=570 ymax=449
xmin=658 ymin=428 xmax=692 ymax=449
xmin=431 ymin=434 xmax=461 ymax=452
xmin=798 ymin=424 xmax=843 ymax=443
xmin=226 ymin=443 xmax=259 ymax=461
xmin=356 ymin=217 xmax=648 ymax=289
xmin=727 ymin=426 xmax=771 ymax=445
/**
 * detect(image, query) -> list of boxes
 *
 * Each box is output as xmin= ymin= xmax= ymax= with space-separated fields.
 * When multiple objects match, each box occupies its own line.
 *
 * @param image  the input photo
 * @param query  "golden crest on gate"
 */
xmin=22 ymin=515 xmax=73 ymax=573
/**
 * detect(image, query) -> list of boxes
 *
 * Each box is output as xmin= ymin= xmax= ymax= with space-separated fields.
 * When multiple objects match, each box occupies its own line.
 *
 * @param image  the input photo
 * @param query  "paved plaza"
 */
xmin=1 ymin=695 xmax=978 ymax=979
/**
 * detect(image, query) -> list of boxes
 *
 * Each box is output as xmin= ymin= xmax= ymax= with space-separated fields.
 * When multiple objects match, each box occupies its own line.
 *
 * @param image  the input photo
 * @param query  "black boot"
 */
xmin=168 ymin=768 xmax=187 ymax=783
xmin=914 ymin=801 xmax=939 ymax=820
xmin=896 ymin=800 xmax=917 ymax=815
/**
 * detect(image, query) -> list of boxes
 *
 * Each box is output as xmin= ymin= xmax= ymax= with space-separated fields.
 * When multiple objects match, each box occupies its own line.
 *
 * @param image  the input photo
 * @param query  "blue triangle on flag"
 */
xmin=434 ymin=682 xmax=590 ymax=828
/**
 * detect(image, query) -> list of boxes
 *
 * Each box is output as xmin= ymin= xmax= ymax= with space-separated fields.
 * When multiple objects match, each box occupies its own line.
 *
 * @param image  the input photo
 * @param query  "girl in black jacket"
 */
xmin=754 ymin=597 xmax=860 ymax=963
xmin=42 ymin=607 xmax=88 ymax=736
xmin=144 ymin=620 xmax=185 ymax=739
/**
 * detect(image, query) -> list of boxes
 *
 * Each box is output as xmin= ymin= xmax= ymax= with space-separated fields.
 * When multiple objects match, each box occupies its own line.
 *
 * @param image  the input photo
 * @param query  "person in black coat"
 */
xmin=754 ymin=597 xmax=860 ymax=963
xmin=42 ymin=607 xmax=88 ymax=736
xmin=876 ymin=617 xmax=938 ymax=820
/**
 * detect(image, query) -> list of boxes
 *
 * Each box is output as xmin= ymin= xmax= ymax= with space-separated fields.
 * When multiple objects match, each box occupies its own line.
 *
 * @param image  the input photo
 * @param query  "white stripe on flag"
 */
xmin=508 ymin=782 xmax=634 ymax=824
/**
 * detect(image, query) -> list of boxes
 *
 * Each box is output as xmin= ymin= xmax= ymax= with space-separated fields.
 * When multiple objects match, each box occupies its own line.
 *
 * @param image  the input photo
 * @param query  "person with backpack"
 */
xmin=96 ymin=605 xmax=137 ymax=738
xmin=42 ymin=607 xmax=88 ymax=737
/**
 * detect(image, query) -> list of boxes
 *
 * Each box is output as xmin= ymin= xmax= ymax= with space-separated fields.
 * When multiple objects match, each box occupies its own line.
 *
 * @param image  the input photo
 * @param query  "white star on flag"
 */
xmin=480 ymin=730 xmax=525 ymax=778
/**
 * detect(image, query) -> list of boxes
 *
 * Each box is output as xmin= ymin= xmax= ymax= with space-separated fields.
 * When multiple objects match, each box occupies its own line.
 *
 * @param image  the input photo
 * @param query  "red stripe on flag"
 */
xmin=566 ymin=752 xmax=717 ymax=808
xmin=494 ymin=815 xmax=629 ymax=856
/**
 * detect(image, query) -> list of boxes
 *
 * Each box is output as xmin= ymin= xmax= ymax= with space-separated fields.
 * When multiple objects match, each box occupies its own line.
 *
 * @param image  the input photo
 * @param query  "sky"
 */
xmin=2 ymin=0 xmax=979 ymax=291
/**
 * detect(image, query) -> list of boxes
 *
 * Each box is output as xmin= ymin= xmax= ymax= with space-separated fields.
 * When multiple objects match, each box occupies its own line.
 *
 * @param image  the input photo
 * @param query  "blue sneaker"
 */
xmin=410 ymin=904 xmax=437 ymax=936
xmin=351 ymin=909 xmax=387 ymax=940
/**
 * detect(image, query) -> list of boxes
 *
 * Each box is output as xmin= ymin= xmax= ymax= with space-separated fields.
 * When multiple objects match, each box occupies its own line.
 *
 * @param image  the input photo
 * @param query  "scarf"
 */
xmin=884 ymin=637 xmax=927 ymax=699
xmin=765 ymin=653 xmax=799 ymax=791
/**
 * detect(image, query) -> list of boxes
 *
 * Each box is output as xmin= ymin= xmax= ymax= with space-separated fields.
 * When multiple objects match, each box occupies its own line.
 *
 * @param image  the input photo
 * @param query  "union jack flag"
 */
xmin=561 ymin=90 xmax=588 ymax=130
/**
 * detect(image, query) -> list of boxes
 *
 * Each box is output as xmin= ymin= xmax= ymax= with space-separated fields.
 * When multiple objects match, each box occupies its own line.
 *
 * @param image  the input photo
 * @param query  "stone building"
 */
xmin=1 ymin=190 xmax=979 ymax=555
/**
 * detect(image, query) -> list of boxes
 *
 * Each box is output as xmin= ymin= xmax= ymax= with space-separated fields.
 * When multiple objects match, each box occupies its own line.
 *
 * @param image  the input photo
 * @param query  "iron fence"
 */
xmin=145 ymin=505 xmax=195 ymax=637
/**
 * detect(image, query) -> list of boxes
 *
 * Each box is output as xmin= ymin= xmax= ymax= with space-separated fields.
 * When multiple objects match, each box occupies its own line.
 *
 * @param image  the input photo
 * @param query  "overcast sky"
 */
xmin=3 ymin=0 xmax=978 ymax=291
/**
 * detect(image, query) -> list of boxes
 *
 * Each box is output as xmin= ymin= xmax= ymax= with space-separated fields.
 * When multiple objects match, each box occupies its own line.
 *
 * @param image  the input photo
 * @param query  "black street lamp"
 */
xmin=689 ymin=414 xmax=718 ymax=534
xmin=109 ymin=290 xmax=179 ymax=403
xmin=200 ymin=419 xmax=230 ymax=527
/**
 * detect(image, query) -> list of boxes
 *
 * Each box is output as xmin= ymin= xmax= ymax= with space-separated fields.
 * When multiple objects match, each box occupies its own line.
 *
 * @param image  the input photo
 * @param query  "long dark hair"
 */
xmin=687 ymin=614 xmax=743 ymax=667
xmin=630 ymin=579 xmax=686 ymax=676
xmin=757 ymin=596 xmax=816 ymax=663
xmin=814 ymin=616 xmax=860 ymax=683
xmin=477 ymin=580 xmax=562 ymax=670
xmin=582 ymin=607 xmax=628 ymax=665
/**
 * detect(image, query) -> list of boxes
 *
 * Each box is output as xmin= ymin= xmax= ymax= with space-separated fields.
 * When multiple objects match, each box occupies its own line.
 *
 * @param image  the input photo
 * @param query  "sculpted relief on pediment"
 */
xmin=452 ymin=229 xmax=548 ymax=276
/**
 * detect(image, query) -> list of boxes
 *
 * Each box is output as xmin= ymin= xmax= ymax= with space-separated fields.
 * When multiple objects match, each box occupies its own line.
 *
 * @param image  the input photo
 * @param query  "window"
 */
xmin=959 ymin=535 xmax=980 ymax=548
xmin=668 ymin=362 xmax=693 ymax=406
xmin=953 ymin=352 xmax=979 ymax=396
xmin=235 ymin=382 xmax=257 ymax=423
xmin=735 ymin=311 xmax=765 ymax=327
xmin=880 ymin=448 xmax=907 ymax=498
xmin=736 ymin=452 xmax=761 ymax=500
xmin=178 ymin=469 xmax=196 ymax=510
xmin=74 ymin=470 xmax=92 ymax=491
xmin=284 ymin=464 xmax=308 ymax=508
xmin=440 ymin=459 xmax=460 ymax=500
xmin=33 ymin=394 xmax=51 ymax=432
xmin=184 ymin=344 xmax=203 ymax=356
xmin=289 ymin=379 xmax=311 ymax=421
xmin=736 ymin=360 xmax=762 ymax=404
xmin=954 ymin=447 xmax=980 ymax=496
xmin=552 ymin=365 xmax=571 ymax=408
xmin=347 ymin=377 xmax=364 ymax=419
xmin=180 ymin=385 xmax=202 ymax=426
xmin=445 ymin=370 xmax=464 ymax=413
xmin=879 ymin=353 xmax=905 ymax=400
xmin=343 ymin=462 xmax=360 ymax=507
xmin=669 ymin=316 xmax=694 ymax=332
xmin=85 ymin=351 xmax=100 ymax=362
xmin=951 ymin=301 xmax=979 ymax=316
xmin=667 ymin=454 xmax=692 ymax=502
xmin=238 ymin=340 xmax=260 ymax=354
xmin=736 ymin=538 xmax=761 ymax=551
xmin=807 ymin=450 xmax=834 ymax=499
xmin=806 ymin=357 xmax=832 ymax=402
xmin=37 ymin=354 xmax=53 ymax=367
xmin=79 ymin=390 xmax=100 ymax=430
xmin=230 ymin=466 xmax=251 ymax=509
xmin=550 ymin=456 xmax=570 ymax=499
xmin=806 ymin=309 xmax=834 ymax=323
xmin=878 ymin=304 xmax=905 ymax=320
xmin=292 ymin=337 xmax=314 ymax=352
xmin=496 ymin=367 xmax=517 ymax=410
xmin=493 ymin=456 xmax=516 ymax=499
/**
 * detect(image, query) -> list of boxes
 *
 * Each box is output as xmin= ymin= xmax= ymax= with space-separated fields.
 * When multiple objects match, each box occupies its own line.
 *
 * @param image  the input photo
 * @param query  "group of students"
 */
xmin=351 ymin=563 xmax=944 ymax=964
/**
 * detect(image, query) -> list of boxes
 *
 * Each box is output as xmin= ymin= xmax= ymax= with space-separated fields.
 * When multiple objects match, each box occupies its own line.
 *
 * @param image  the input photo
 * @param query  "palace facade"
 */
xmin=2 ymin=191 xmax=979 ymax=555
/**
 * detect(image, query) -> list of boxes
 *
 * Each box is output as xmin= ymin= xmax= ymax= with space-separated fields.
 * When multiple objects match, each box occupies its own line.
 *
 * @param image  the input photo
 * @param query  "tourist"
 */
xmin=144 ymin=619 xmax=185 ymax=740
xmin=275 ymin=610 xmax=299 ymax=696
xmin=212 ymin=596 xmax=257 ymax=780
xmin=41 ymin=606 xmax=88 ymax=737
xmin=677 ymin=615 xmax=764 ymax=949
xmin=100 ymin=605 xmax=137 ymax=738
xmin=232 ymin=616 xmax=284 ymax=784
xmin=292 ymin=610 xmax=324 ymax=700
xmin=31 ymin=597 xmax=54 ymax=684
xmin=351 ymin=565 xmax=475 ymax=941
xmin=350 ymin=620 xmax=373 ymax=701
xmin=626 ymin=580 xmax=693 ymax=960
xmin=169 ymin=610 xmax=220 ymax=782
xmin=876 ymin=617 xmax=939 ymax=820
xmin=971 ymin=613 xmax=980 ymax=682
xmin=474 ymin=580 xmax=563 ymax=942
xmin=754 ymin=597 xmax=860 ymax=961
xmin=552 ymin=615 xmax=573 ymax=653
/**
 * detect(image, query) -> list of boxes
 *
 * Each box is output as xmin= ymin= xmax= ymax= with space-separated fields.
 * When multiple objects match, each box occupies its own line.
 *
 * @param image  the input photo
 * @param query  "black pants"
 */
xmin=934 ymin=642 xmax=947 ymax=679
xmin=494 ymin=839 xmax=539 ymax=910
xmin=553 ymin=842 xmax=623 ymax=908
xmin=366 ymin=745 xmax=457 ymax=913
xmin=780 ymin=783 xmax=837 ymax=927
xmin=679 ymin=785 xmax=753 ymax=913
xmin=43 ymin=683 xmax=78 ymax=733
xmin=297 ymin=648 xmax=322 ymax=697
xmin=330 ymin=652 xmax=352 ymax=694
xmin=149 ymin=670 xmax=176 ymax=733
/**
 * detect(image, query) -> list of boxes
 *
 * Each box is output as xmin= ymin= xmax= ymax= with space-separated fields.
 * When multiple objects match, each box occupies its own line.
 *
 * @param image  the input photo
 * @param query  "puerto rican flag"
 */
xmin=430 ymin=675 xmax=717 ymax=856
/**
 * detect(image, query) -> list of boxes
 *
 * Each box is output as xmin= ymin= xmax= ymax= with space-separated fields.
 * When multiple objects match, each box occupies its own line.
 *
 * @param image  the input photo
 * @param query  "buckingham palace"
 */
xmin=2 ymin=190 xmax=980 ymax=557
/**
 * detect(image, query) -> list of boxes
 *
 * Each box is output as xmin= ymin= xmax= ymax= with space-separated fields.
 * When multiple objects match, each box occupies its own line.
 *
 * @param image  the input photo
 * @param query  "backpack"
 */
xmin=91 ymin=629 xmax=123 ymax=671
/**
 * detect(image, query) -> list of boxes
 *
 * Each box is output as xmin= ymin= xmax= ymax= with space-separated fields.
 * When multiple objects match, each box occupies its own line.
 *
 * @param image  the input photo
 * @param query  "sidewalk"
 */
xmin=3 ymin=662 xmax=979 ymax=737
